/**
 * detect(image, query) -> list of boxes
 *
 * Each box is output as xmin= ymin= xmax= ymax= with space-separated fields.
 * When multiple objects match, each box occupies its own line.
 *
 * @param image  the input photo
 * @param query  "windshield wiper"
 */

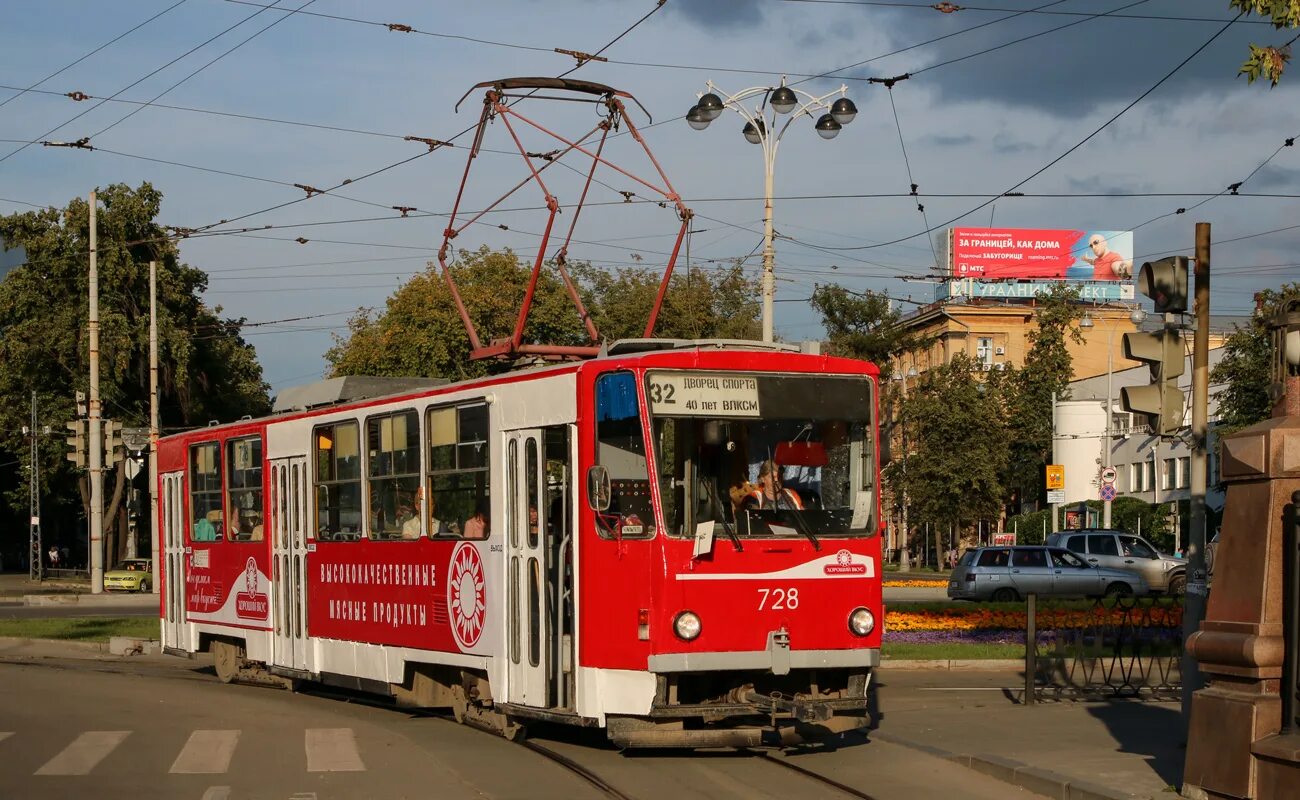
xmin=701 ymin=478 xmax=742 ymax=552
xmin=775 ymin=487 xmax=820 ymax=551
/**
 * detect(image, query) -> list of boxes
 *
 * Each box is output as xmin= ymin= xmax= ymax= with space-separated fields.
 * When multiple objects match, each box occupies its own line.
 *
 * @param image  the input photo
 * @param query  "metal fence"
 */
xmin=1025 ymin=594 xmax=1184 ymax=702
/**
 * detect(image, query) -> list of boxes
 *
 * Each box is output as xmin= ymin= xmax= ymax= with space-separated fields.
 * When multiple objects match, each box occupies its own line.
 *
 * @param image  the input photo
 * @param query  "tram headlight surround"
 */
xmin=849 ymin=607 xmax=875 ymax=637
xmin=673 ymin=610 xmax=702 ymax=641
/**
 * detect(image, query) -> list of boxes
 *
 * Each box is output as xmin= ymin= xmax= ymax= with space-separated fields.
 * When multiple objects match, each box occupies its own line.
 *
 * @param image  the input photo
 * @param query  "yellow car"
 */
xmin=104 ymin=558 xmax=153 ymax=592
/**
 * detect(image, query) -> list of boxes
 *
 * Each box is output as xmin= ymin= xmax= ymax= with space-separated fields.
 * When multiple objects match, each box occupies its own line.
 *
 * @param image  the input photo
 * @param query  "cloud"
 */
xmin=669 ymin=0 xmax=765 ymax=29
xmin=1246 ymin=164 xmax=1300 ymax=191
xmin=922 ymin=133 xmax=975 ymax=146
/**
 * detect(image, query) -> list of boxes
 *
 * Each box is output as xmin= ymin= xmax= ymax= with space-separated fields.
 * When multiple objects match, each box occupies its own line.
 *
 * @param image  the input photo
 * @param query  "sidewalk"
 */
xmin=874 ymin=667 xmax=1183 ymax=800
xmin=0 ymin=572 xmax=155 ymax=607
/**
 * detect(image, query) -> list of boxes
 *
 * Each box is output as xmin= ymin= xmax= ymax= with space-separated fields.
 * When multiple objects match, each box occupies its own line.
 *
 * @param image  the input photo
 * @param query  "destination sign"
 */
xmin=646 ymin=372 xmax=761 ymax=417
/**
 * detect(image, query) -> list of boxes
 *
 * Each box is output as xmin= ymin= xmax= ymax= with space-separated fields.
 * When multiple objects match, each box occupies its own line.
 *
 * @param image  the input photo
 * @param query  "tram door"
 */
xmin=506 ymin=429 xmax=548 ymax=706
xmin=161 ymin=472 xmax=189 ymax=651
xmin=271 ymin=457 xmax=310 ymax=671
xmin=506 ymin=427 xmax=574 ymax=708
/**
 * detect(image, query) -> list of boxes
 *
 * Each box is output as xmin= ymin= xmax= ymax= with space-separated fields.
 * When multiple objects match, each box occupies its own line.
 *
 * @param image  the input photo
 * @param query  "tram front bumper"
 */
xmin=646 ymin=640 xmax=880 ymax=674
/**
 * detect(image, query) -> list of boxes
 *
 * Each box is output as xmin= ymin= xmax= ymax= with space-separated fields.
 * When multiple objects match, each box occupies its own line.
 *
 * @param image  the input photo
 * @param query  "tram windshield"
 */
xmin=645 ymin=371 xmax=876 ymax=540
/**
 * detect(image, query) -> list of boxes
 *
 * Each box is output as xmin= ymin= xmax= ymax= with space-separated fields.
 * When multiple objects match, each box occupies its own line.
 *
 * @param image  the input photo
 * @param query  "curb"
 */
xmin=23 ymin=593 xmax=156 ymax=607
xmin=0 ymin=636 xmax=108 ymax=653
xmin=880 ymin=658 xmax=1024 ymax=671
xmin=872 ymin=731 xmax=1150 ymax=800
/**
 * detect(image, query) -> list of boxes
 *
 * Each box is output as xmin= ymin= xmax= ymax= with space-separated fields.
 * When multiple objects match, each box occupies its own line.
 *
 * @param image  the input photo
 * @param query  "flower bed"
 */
xmin=881 ymin=578 xmax=949 ymax=588
xmin=884 ymin=604 xmax=1183 ymax=634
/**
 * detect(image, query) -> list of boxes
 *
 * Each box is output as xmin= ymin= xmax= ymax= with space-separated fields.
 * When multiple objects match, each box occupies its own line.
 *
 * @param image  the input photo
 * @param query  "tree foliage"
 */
xmin=325 ymin=248 xmax=762 ymax=380
xmin=1231 ymin=0 xmax=1300 ymax=85
xmin=1002 ymin=285 xmax=1086 ymax=509
xmin=0 ymin=184 xmax=270 ymax=558
xmin=886 ymin=353 xmax=1009 ymax=545
xmin=809 ymin=286 xmax=932 ymax=380
xmin=1210 ymin=282 xmax=1300 ymax=431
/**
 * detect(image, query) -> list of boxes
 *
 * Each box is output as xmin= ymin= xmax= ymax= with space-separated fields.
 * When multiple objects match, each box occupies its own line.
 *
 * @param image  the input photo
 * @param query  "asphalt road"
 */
xmin=0 ymin=652 xmax=1043 ymax=800
xmin=0 ymin=602 xmax=157 ymax=619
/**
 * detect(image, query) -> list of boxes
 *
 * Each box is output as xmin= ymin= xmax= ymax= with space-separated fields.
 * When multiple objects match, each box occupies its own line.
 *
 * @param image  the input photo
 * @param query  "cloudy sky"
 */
xmin=2 ymin=0 xmax=1296 ymax=392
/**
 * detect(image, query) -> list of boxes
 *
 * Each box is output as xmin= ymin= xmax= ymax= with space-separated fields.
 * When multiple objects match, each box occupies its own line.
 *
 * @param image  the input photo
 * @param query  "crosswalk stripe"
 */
xmin=305 ymin=728 xmax=364 ymax=772
xmin=170 ymin=730 xmax=240 ymax=774
xmin=200 ymin=787 xmax=231 ymax=800
xmin=35 ymin=731 xmax=131 ymax=776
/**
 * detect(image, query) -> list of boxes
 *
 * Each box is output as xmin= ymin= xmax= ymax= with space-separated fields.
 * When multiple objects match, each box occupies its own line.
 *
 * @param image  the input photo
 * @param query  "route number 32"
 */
xmin=757 ymin=587 xmax=799 ymax=610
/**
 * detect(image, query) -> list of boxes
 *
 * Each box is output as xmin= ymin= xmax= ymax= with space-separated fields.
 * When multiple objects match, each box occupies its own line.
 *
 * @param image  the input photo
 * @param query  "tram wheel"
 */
xmin=212 ymin=640 xmax=246 ymax=684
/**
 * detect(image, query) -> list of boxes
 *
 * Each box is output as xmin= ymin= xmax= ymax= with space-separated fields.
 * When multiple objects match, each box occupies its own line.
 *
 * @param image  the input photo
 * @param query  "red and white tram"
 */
xmin=156 ymin=340 xmax=884 ymax=747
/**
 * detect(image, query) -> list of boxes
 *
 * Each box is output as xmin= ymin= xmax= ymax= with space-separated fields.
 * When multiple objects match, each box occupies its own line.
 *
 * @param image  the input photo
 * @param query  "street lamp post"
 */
xmin=687 ymin=80 xmax=858 ymax=342
xmin=1081 ymin=306 xmax=1148 ymax=528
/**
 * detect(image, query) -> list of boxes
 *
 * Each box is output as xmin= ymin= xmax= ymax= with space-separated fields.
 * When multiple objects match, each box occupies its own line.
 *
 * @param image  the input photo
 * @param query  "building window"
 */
xmin=1178 ymin=457 xmax=1190 ymax=489
xmin=976 ymin=336 xmax=994 ymax=367
xmin=314 ymin=421 xmax=362 ymax=541
xmin=227 ymin=437 xmax=264 ymax=542
xmin=190 ymin=443 xmax=223 ymax=542
xmin=367 ymin=410 xmax=421 ymax=540
xmin=426 ymin=403 xmax=490 ymax=538
xmin=1162 ymin=458 xmax=1177 ymax=491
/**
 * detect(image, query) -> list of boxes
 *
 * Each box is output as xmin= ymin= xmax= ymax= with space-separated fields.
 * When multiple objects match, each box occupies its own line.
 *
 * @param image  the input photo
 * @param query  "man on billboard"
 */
xmin=1081 ymin=233 xmax=1133 ymax=281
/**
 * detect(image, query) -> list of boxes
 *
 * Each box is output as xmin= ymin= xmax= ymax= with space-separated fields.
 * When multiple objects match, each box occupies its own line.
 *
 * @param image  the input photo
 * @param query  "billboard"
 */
xmin=951 ymin=228 xmax=1134 ymax=282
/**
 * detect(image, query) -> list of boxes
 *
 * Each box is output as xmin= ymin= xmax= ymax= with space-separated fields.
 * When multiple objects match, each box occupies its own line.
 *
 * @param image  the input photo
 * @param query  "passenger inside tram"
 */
xmin=463 ymin=501 xmax=489 ymax=539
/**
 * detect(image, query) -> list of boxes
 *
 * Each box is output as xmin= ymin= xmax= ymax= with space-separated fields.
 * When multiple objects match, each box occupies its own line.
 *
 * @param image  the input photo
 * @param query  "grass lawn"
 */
xmin=883 ymin=642 xmax=1024 ymax=660
xmin=0 ymin=617 xmax=158 ymax=642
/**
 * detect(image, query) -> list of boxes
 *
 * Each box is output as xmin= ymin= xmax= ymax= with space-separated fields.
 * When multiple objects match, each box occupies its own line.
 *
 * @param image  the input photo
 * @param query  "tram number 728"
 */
xmin=756 ymin=587 xmax=800 ymax=610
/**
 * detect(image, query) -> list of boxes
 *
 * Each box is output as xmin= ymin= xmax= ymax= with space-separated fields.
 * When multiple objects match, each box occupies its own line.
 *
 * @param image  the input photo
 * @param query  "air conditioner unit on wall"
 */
xmin=995 ymin=346 xmax=1005 ymax=355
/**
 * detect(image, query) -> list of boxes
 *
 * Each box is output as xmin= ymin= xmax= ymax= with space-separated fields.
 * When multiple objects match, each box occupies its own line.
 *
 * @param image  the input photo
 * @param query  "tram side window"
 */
xmin=426 ymin=403 xmax=490 ymax=539
xmin=594 ymin=372 xmax=655 ymax=539
xmin=227 ymin=437 xmax=264 ymax=542
xmin=314 ymin=421 xmax=363 ymax=541
xmin=190 ymin=442 xmax=223 ymax=542
xmin=368 ymin=410 xmax=421 ymax=540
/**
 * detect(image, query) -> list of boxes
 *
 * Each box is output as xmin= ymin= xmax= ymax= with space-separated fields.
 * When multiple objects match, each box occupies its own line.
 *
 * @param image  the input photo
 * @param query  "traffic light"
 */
xmin=65 ymin=420 xmax=86 ymax=468
xmin=103 ymin=419 xmax=123 ymax=466
xmin=1121 ymin=328 xmax=1186 ymax=436
xmin=1137 ymin=256 xmax=1189 ymax=314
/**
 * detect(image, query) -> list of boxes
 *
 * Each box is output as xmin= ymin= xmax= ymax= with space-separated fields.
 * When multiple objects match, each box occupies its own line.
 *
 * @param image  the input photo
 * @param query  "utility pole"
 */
xmin=149 ymin=259 xmax=160 ymax=594
xmin=88 ymin=190 xmax=104 ymax=593
xmin=1181 ymin=223 xmax=1212 ymax=719
xmin=28 ymin=392 xmax=42 ymax=581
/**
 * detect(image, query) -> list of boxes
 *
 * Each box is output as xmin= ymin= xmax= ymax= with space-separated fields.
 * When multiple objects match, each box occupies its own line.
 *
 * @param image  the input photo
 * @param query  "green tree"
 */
xmin=1002 ymin=285 xmax=1085 ymax=511
xmin=326 ymin=247 xmax=592 ymax=382
xmin=0 ymin=183 xmax=270 ymax=560
xmin=1210 ymin=282 xmax=1300 ymax=431
xmin=572 ymin=260 xmax=761 ymax=342
xmin=810 ymin=285 xmax=932 ymax=380
xmin=326 ymin=250 xmax=764 ymax=380
xmin=887 ymin=353 xmax=1009 ymax=565
xmin=1232 ymin=1 xmax=1300 ymax=85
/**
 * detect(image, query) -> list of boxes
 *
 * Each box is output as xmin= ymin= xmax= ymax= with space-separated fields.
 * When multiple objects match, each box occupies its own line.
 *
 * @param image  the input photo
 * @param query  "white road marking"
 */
xmin=170 ymin=730 xmax=240 ymax=774
xmin=34 ymin=730 xmax=131 ymax=775
xmin=305 ymin=728 xmax=365 ymax=772
xmin=0 ymin=732 xmax=12 ymax=744
xmin=200 ymin=787 xmax=231 ymax=800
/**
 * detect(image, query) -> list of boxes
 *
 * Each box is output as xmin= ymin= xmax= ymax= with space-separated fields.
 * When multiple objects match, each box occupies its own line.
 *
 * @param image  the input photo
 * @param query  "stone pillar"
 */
xmin=1183 ymin=414 xmax=1300 ymax=799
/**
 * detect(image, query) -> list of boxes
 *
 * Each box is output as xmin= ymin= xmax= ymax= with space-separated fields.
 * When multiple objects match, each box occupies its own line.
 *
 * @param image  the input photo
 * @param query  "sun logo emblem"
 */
xmin=244 ymin=557 xmax=259 ymax=595
xmin=836 ymin=549 xmax=853 ymax=567
xmin=448 ymin=542 xmax=486 ymax=650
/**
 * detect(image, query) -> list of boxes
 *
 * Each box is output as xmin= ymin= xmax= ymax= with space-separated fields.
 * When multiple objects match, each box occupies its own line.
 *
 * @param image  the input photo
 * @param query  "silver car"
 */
xmin=1045 ymin=529 xmax=1187 ymax=595
xmin=947 ymin=545 xmax=1150 ymax=602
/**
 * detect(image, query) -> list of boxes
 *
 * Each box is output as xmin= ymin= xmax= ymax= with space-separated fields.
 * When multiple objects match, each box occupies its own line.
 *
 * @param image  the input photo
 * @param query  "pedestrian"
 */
xmin=48 ymin=545 xmax=59 ymax=570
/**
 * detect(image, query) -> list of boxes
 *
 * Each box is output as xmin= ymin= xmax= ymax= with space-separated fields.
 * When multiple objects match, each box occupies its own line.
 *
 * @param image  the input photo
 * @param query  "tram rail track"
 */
xmin=754 ymin=751 xmax=881 ymax=800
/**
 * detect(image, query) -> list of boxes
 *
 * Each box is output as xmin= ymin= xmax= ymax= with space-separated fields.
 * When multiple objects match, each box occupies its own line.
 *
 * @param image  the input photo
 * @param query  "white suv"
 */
xmin=1045 ymin=529 xmax=1187 ymax=595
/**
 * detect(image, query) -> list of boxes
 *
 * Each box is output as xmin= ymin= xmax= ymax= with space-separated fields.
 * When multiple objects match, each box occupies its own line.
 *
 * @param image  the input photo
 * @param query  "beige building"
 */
xmin=893 ymin=299 xmax=1234 ymax=380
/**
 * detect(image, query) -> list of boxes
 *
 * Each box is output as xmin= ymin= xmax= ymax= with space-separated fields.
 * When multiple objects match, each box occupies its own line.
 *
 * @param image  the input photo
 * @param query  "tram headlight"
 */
xmin=673 ymin=610 xmax=702 ymax=641
xmin=849 ymin=607 xmax=875 ymax=637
